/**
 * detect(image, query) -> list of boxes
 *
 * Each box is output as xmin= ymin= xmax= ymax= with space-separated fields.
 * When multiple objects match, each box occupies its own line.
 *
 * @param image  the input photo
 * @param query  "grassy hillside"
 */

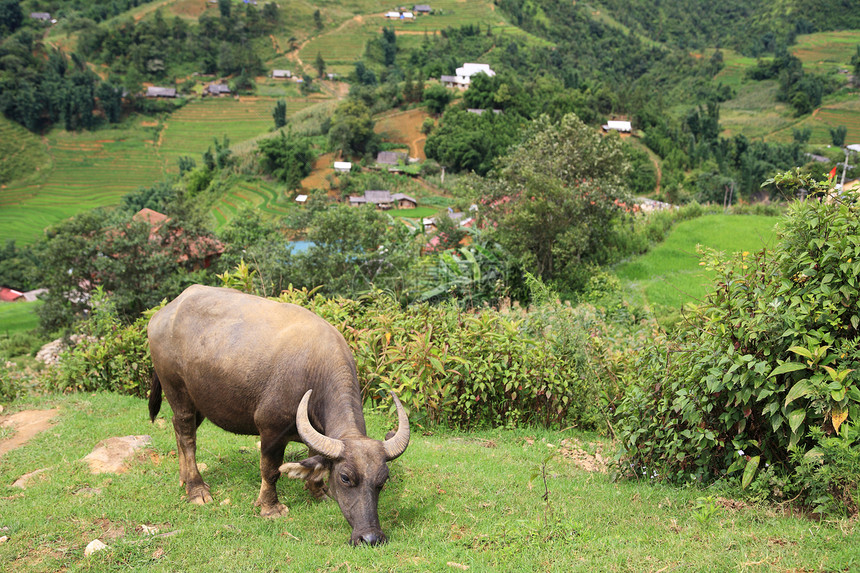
xmin=0 ymin=122 xmax=163 ymax=244
xmin=718 ymin=30 xmax=860 ymax=144
xmin=0 ymin=117 xmax=50 ymax=186
xmin=0 ymin=391 xmax=856 ymax=571
xmin=616 ymin=214 xmax=780 ymax=319
xmin=0 ymin=301 xmax=40 ymax=336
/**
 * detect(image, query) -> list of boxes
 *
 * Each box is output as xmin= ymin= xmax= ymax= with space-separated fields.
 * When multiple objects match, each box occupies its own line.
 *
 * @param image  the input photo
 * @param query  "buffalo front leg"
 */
xmin=173 ymin=410 xmax=212 ymax=505
xmin=255 ymin=431 xmax=289 ymax=517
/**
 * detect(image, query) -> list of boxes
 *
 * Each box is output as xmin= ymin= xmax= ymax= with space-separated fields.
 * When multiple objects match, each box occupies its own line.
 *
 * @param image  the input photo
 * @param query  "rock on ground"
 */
xmin=83 ymin=435 xmax=152 ymax=474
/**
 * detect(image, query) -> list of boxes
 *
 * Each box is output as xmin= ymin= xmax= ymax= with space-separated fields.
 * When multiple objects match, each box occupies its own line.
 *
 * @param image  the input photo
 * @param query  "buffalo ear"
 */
xmin=279 ymin=455 xmax=330 ymax=482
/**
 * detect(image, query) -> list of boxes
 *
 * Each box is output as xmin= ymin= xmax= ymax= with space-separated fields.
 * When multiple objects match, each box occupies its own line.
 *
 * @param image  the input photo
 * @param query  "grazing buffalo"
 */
xmin=147 ymin=285 xmax=409 ymax=545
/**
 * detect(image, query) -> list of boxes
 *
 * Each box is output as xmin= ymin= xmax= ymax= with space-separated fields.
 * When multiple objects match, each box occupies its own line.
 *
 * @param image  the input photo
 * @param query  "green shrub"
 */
xmin=276 ymin=282 xmax=638 ymax=430
xmin=45 ymin=289 xmax=153 ymax=398
xmin=614 ymin=171 xmax=860 ymax=514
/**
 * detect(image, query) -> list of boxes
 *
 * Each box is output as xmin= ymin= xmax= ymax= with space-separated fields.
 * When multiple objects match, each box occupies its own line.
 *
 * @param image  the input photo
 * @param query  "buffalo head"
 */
xmin=280 ymin=390 xmax=410 ymax=545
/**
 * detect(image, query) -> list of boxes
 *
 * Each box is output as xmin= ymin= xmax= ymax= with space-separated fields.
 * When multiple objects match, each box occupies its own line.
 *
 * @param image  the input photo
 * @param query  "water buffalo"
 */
xmin=147 ymin=285 xmax=409 ymax=545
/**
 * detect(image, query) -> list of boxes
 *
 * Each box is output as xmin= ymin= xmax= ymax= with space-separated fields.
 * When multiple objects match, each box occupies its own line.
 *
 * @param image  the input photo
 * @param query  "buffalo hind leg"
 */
xmin=255 ymin=430 xmax=289 ymax=517
xmin=173 ymin=409 xmax=212 ymax=505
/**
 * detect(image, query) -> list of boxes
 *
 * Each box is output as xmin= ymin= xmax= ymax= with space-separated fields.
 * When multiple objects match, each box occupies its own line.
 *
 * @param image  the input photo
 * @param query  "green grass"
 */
xmin=714 ymin=49 xmax=759 ymax=91
xmin=767 ymin=99 xmax=860 ymax=145
xmin=0 ymin=391 xmax=857 ymax=571
xmin=0 ymin=302 xmax=40 ymax=336
xmin=615 ymin=214 xmax=780 ymax=319
xmin=388 ymin=206 xmax=439 ymax=219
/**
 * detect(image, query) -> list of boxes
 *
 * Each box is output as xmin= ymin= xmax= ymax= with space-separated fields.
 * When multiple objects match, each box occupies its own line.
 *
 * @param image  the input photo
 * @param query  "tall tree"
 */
xmin=257 ymin=131 xmax=314 ymax=190
xmin=327 ymin=99 xmax=379 ymax=158
xmin=830 ymin=125 xmax=848 ymax=148
xmin=218 ymin=0 xmax=231 ymax=19
xmin=315 ymin=52 xmax=326 ymax=78
xmin=478 ymin=113 xmax=632 ymax=290
xmin=272 ymin=99 xmax=287 ymax=129
xmin=0 ymin=0 xmax=23 ymax=37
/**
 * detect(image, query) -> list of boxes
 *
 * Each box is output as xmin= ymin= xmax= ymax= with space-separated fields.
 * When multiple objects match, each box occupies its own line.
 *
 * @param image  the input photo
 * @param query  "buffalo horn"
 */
xmin=296 ymin=390 xmax=345 ymax=459
xmin=382 ymin=392 xmax=410 ymax=460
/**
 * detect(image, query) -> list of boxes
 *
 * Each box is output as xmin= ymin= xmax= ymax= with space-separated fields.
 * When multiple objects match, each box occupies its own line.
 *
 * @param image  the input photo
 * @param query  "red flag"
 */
xmin=829 ymin=165 xmax=838 ymax=180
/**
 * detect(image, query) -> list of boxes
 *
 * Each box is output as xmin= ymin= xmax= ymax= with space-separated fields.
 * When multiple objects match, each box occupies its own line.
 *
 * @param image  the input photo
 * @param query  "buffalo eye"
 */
xmin=340 ymin=473 xmax=352 ymax=486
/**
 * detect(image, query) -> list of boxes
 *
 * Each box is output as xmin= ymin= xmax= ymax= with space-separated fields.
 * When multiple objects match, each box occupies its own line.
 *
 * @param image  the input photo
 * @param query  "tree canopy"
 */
xmin=477 ymin=113 xmax=633 ymax=291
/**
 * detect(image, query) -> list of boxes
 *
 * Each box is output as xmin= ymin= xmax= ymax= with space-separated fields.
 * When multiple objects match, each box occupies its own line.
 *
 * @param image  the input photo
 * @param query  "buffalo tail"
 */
xmin=149 ymin=371 xmax=163 ymax=422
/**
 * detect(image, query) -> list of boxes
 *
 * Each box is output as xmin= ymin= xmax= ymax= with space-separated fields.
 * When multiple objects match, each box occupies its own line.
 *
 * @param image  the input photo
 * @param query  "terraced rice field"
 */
xmin=0 ymin=126 xmax=162 ymax=244
xmin=2 ymin=93 xmax=331 ymax=244
xmin=0 ymin=117 xmax=50 ymax=185
xmin=766 ymin=99 xmax=860 ymax=144
xmin=157 ymin=97 xmax=288 ymax=174
xmin=209 ymin=179 xmax=293 ymax=230
xmin=792 ymin=31 xmax=860 ymax=74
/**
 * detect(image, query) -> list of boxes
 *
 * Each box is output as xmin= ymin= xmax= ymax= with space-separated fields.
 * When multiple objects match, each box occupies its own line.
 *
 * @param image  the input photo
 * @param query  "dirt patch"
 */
xmin=300 ymin=152 xmax=336 ymax=192
xmin=557 ymin=438 xmax=608 ymax=473
xmin=0 ymin=409 xmax=60 ymax=458
xmin=374 ymin=108 xmax=431 ymax=159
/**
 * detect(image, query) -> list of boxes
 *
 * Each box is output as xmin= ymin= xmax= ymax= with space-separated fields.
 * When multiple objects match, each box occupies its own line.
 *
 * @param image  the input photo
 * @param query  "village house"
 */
xmin=0 ymin=287 xmax=24 ymax=302
xmin=350 ymin=190 xmax=394 ymax=209
xmin=207 ymin=83 xmax=231 ymax=96
xmin=29 ymin=12 xmax=50 ymax=21
xmin=334 ymin=161 xmax=352 ymax=173
xmin=385 ymin=11 xmax=414 ymax=20
xmin=602 ymin=120 xmax=632 ymax=133
xmin=348 ymin=191 xmax=417 ymax=210
xmin=441 ymin=63 xmax=495 ymax=90
xmin=414 ymin=5 xmax=431 ymax=14
xmin=271 ymin=69 xmax=292 ymax=79
xmin=393 ymin=193 xmax=418 ymax=208
xmin=133 ymin=208 xmax=224 ymax=269
xmin=146 ymin=86 xmax=177 ymax=98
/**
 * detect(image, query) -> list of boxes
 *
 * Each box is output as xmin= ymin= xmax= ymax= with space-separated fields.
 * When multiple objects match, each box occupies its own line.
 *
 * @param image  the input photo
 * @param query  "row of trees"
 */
xmin=0 ymin=42 xmax=123 ymax=131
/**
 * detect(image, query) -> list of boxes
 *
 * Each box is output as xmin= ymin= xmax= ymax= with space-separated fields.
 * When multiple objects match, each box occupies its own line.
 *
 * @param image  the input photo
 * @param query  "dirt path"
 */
xmin=0 ymin=409 xmax=60 ymax=457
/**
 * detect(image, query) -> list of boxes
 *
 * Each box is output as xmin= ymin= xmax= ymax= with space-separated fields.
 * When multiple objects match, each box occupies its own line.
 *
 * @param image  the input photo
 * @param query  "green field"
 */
xmin=0 ymin=95 xmax=332 ymax=244
xmin=0 ymin=301 xmax=40 ymax=336
xmin=792 ymin=30 xmax=860 ymax=74
xmin=0 ymin=391 xmax=856 ymax=571
xmin=0 ymin=122 xmax=163 ymax=244
xmin=766 ymin=98 xmax=860 ymax=144
xmin=0 ymin=117 xmax=51 ymax=186
xmin=713 ymin=49 xmax=759 ymax=91
xmin=296 ymin=0 xmax=542 ymax=75
xmin=615 ymin=214 xmax=780 ymax=318
xmin=209 ymin=178 xmax=293 ymax=231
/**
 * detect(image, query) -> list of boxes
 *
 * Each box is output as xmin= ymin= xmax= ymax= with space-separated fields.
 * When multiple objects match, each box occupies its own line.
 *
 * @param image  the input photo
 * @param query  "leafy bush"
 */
xmin=275 ymin=281 xmax=642 ymax=430
xmin=615 ymin=171 xmax=860 ymax=513
xmin=45 ymin=289 xmax=154 ymax=398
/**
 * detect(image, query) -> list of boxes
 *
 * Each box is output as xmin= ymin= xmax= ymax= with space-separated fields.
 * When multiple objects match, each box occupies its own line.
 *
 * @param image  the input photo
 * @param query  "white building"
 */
xmin=602 ymin=120 xmax=632 ymax=133
xmin=454 ymin=63 xmax=495 ymax=88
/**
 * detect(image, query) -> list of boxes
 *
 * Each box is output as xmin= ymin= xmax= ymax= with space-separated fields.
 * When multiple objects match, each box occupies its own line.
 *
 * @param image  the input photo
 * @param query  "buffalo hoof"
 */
xmin=187 ymin=485 xmax=213 ymax=505
xmin=258 ymin=503 xmax=289 ymax=518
